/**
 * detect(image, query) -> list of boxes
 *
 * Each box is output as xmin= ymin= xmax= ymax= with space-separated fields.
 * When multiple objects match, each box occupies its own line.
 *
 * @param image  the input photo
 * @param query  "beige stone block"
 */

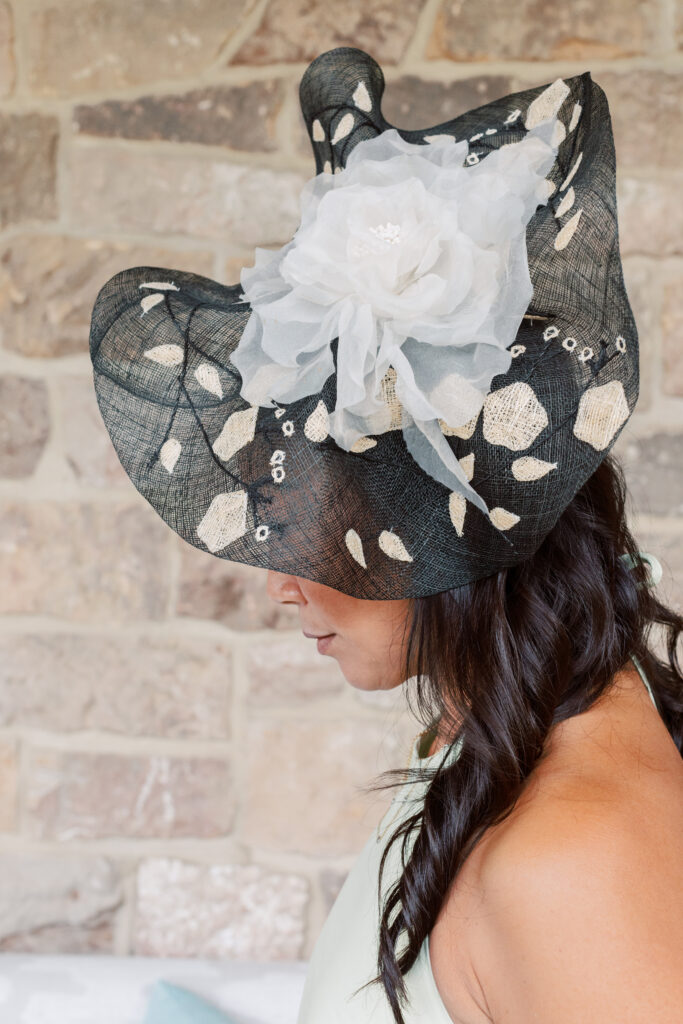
xmin=134 ymin=857 xmax=308 ymax=959
xmin=613 ymin=431 xmax=683 ymax=519
xmin=69 ymin=146 xmax=306 ymax=247
xmin=662 ymin=263 xmax=683 ymax=397
xmin=0 ymin=501 xmax=172 ymax=621
xmin=592 ymin=71 xmax=682 ymax=172
xmin=428 ymin=0 xmax=662 ymax=61
xmin=177 ymin=541 xmax=300 ymax=631
xmin=628 ymin=525 xmax=682 ymax=614
xmin=0 ymin=376 xmax=50 ymax=478
xmin=0 ymin=632 xmax=232 ymax=739
xmin=294 ymin=72 xmax=513 ymax=161
xmin=0 ymin=2 xmax=15 ymax=97
xmin=0 ymin=739 xmax=18 ymax=832
xmin=0 ymin=854 xmax=122 ymax=953
xmin=25 ymin=748 xmax=235 ymax=840
xmin=73 ymin=80 xmax=286 ymax=152
xmin=0 ymin=113 xmax=58 ymax=230
xmin=0 ymin=235 xmax=214 ymax=358
xmin=231 ymin=0 xmax=425 ymax=65
xmin=246 ymin=636 xmax=345 ymax=703
xmin=27 ymin=0 xmax=250 ymax=97
xmin=618 ymin=177 xmax=683 ymax=257
xmin=242 ymin=717 xmax=414 ymax=856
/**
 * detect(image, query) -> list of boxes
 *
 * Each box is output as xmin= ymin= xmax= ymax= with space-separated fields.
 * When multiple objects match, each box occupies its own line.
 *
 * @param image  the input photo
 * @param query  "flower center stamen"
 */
xmin=368 ymin=221 xmax=402 ymax=244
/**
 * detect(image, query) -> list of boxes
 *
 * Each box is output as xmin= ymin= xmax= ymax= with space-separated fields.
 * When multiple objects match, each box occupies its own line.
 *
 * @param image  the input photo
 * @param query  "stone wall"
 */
xmin=0 ymin=0 xmax=681 ymax=960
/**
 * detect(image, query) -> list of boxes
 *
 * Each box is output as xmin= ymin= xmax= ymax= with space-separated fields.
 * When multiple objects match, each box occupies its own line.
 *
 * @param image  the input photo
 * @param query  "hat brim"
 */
xmin=89 ymin=52 xmax=638 ymax=599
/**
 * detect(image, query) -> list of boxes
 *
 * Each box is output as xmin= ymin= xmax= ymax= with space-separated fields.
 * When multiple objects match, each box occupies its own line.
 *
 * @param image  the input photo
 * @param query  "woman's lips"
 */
xmin=316 ymin=634 xmax=335 ymax=653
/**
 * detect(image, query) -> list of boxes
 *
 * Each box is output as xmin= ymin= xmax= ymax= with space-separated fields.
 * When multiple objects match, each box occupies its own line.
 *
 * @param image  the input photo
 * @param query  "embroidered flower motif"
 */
xmin=229 ymin=117 xmax=560 ymax=512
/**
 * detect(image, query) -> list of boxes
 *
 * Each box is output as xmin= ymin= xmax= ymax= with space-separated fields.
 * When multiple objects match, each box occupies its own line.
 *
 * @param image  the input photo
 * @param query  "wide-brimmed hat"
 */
xmin=88 ymin=46 xmax=638 ymax=599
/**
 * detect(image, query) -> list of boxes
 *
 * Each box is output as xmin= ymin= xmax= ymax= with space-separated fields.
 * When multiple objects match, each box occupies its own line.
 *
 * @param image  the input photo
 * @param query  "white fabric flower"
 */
xmin=229 ymin=117 xmax=560 ymax=512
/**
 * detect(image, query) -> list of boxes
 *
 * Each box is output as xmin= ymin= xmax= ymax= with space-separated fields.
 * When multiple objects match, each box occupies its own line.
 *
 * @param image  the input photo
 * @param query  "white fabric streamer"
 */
xmin=229 ymin=115 xmax=560 ymax=514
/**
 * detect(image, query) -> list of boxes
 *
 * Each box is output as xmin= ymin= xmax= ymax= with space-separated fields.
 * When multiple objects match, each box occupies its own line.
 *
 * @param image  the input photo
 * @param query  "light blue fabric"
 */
xmin=143 ymin=980 xmax=239 ymax=1024
xmin=619 ymin=549 xmax=663 ymax=587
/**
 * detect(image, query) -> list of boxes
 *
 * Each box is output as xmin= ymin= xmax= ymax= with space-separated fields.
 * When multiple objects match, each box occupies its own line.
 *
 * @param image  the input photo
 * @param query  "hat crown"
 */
xmin=299 ymin=47 xmax=390 ymax=173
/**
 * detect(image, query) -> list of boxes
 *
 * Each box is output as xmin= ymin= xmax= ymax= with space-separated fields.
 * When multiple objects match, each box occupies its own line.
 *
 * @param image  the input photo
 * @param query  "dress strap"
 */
xmin=629 ymin=653 xmax=657 ymax=708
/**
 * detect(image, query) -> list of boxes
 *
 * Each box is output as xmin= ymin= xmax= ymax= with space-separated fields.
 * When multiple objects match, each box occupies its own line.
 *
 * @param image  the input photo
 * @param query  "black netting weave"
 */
xmin=89 ymin=46 xmax=638 ymax=599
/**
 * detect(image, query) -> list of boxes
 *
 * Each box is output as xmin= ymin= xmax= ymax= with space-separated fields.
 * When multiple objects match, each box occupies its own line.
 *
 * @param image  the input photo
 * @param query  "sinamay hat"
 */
xmin=88 ymin=46 xmax=639 ymax=600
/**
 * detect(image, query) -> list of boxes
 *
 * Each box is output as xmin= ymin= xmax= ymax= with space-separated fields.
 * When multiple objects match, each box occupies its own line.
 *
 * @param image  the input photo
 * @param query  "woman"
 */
xmin=88 ymin=46 xmax=682 ymax=1024
xmin=267 ymin=454 xmax=683 ymax=1024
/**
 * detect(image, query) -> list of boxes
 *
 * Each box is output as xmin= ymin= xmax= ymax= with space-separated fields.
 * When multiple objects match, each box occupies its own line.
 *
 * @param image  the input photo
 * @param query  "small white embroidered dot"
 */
xmin=504 ymin=108 xmax=521 ymax=124
xmin=212 ymin=406 xmax=259 ymax=461
xmin=144 ymin=343 xmax=184 ymax=365
xmin=271 ymin=465 xmax=285 ymax=483
xmin=312 ymin=118 xmax=325 ymax=141
xmin=139 ymin=281 xmax=179 ymax=291
xmin=140 ymin=293 xmax=165 ymax=314
xmin=555 ymin=185 xmax=575 ymax=218
xmin=448 ymin=492 xmax=466 ymax=537
xmin=378 ymin=529 xmax=413 ymax=562
xmin=615 ymin=336 xmax=626 ymax=353
xmin=255 ymin=524 xmax=270 ymax=542
xmin=350 ymin=435 xmax=377 ymax=452
xmin=510 ymin=344 xmax=526 ymax=357
xmin=323 ymin=160 xmax=332 ymax=174
xmin=560 ymin=151 xmax=583 ymax=191
xmin=524 ymin=78 xmax=570 ymax=130
xmin=568 ymin=103 xmax=582 ymax=133
xmin=469 ymin=132 xmax=483 ymax=141
xmin=334 ymin=167 xmax=342 ymax=174
xmin=352 ymin=80 xmax=372 ymax=112
xmin=543 ymin=325 xmax=560 ymax=341
xmin=197 ymin=490 xmax=249 ymax=553
xmin=511 ymin=456 xmax=558 ymax=481
xmin=282 ymin=420 xmax=294 ymax=436
xmin=485 ymin=127 xmax=497 ymax=135
xmin=489 ymin=507 xmax=521 ymax=530
xmin=345 ymin=528 xmax=367 ymax=568
xmin=554 ymin=208 xmax=583 ymax=251
xmin=562 ymin=337 xmax=577 ymax=351
xmin=159 ymin=438 xmax=182 ymax=474
xmin=194 ymin=362 xmax=223 ymax=399
xmin=270 ymin=449 xmax=285 ymax=466
xmin=466 ymin=153 xmax=480 ymax=165
xmin=304 ymin=400 xmax=329 ymax=442
xmin=331 ymin=112 xmax=355 ymax=144
xmin=578 ymin=346 xmax=593 ymax=362
xmin=274 ymin=408 xmax=286 ymax=419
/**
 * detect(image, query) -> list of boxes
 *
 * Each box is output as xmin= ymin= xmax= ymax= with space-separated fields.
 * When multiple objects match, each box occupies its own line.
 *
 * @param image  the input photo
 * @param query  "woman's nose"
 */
xmin=266 ymin=570 xmax=305 ymax=604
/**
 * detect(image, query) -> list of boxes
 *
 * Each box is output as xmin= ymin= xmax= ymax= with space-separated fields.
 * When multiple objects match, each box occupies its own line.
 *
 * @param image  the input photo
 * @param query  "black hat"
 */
xmin=88 ymin=46 xmax=638 ymax=599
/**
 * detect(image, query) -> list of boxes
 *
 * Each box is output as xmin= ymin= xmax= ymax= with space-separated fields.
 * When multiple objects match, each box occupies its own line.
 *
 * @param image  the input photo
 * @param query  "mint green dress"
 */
xmin=296 ymin=654 xmax=659 ymax=1023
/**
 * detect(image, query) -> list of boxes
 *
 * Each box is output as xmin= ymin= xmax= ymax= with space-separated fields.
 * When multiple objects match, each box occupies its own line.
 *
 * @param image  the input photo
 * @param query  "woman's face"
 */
xmin=266 ymin=570 xmax=414 ymax=692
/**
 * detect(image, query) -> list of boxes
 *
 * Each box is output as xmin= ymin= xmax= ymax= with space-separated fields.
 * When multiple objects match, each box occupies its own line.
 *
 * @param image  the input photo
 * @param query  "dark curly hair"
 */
xmin=352 ymin=452 xmax=683 ymax=1024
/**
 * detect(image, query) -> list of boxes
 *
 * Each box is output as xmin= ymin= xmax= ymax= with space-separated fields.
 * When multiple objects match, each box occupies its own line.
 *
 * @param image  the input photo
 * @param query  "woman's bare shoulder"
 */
xmin=467 ymin=670 xmax=683 ymax=1022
